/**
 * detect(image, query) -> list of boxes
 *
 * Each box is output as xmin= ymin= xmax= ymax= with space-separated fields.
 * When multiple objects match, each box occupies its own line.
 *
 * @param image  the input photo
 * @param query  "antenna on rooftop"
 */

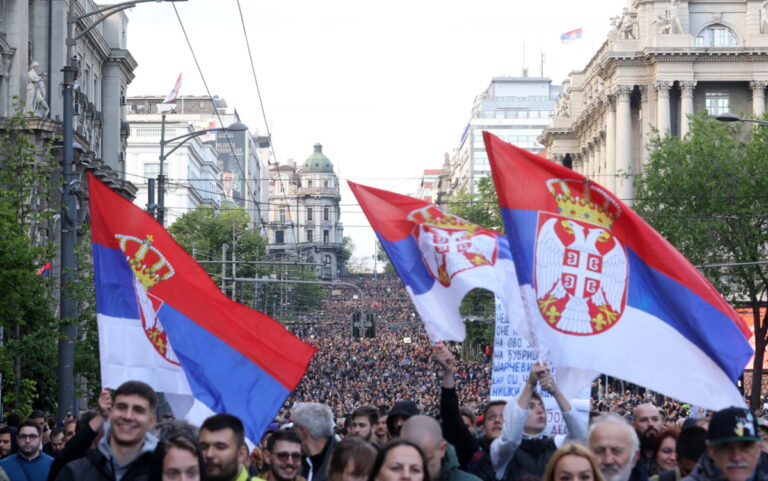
xmin=522 ymin=38 xmax=528 ymax=77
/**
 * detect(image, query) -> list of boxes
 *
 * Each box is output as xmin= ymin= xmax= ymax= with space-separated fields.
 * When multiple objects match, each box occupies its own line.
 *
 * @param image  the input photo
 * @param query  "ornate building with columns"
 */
xmin=539 ymin=0 xmax=768 ymax=203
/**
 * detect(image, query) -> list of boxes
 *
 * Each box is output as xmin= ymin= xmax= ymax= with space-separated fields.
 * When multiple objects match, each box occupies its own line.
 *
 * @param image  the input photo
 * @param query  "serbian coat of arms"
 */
xmin=533 ymin=179 xmax=628 ymax=335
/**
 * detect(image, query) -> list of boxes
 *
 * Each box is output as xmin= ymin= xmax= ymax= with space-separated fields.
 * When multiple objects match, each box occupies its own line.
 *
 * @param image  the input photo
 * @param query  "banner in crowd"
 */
xmin=349 ymin=181 xmax=525 ymax=342
xmin=484 ymin=132 xmax=753 ymax=410
xmin=491 ymin=296 xmax=590 ymax=435
xmin=89 ymin=173 xmax=316 ymax=441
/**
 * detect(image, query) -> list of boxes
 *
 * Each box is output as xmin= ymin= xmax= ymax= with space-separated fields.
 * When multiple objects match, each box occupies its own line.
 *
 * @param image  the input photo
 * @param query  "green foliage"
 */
xmin=633 ymin=112 xmax=768 ymax=409
xmin=73 ymin=224 xmax=100 ymax=404
xmin=444 ymin=176 xmax=503 ymax=232
xmin=376 ymin=240 xmax=395 ymax=274
xmin=0 ymin=105 xmax=58 ymax=413
xmin=339 ymin=236 xmax=354 ymax=271
xmin=465 ymin=319 xmax=495 ymax=347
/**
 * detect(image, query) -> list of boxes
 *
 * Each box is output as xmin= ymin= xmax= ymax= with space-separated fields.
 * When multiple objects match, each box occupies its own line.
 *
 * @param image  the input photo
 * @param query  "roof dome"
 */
xmin=302 ymin=143 xmax=334 ymax=173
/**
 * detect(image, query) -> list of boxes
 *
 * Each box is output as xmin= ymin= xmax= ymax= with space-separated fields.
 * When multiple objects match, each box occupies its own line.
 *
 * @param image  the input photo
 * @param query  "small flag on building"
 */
xmin=36 ymin=262 xmax=52 ymax=277
xmin=560 ymin=28 xmax=582 ymax=44
xmin=163 ymin=73 xmax=182 ymax=104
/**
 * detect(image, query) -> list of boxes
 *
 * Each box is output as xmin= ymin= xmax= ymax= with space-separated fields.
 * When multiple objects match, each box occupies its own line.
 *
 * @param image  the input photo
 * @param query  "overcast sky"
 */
xmin=125 ymin=0 xmax=626 ymax=261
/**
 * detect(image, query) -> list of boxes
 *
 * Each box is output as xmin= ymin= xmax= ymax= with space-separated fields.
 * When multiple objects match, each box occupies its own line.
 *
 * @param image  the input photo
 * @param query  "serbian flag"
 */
xmin=88 ymin=173 xmax=315 ymax=440
xmin=484 ymin=132 xmax=752 ymax=409
xmin=560 ymin=28 xmax=582 ymax=44
xmin=163 ymin=73 xmax=182 ymax=104
xmin=349 ymin=182 xmax=525 ymax=342
xmin=36 ymin=262 xmax=52 ymax=277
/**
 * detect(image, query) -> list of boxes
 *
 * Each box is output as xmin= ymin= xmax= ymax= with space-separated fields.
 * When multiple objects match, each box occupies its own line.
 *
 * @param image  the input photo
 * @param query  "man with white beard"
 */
xmin=589 ymin=413 xmax=646 ymax=481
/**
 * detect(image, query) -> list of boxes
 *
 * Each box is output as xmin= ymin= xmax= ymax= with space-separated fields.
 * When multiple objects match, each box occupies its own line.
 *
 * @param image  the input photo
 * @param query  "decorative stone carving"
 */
xmin=654 ymin=81 xmax=673 ymax=98
xmin=615 ymin=85 xmax=633 ymax=100
xmin=26 ymin=61 xmax=49 ymax=118
xmin=680 ymin=81 xmax=697 ymax=97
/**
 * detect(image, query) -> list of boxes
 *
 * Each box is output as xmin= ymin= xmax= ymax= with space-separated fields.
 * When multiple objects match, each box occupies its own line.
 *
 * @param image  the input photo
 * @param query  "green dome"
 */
xmin=302 ymin=143 xmax=334 ymax=173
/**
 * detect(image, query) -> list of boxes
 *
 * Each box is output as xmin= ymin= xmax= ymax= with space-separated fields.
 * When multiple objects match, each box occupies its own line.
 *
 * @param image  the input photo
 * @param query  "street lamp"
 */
xmin=715 ymin=112 xmax=768 ymax=127
xmin=59 ymin=0 xmax=186 ymax=421
xmin=156 ymin=117 xmax=248 ymax=226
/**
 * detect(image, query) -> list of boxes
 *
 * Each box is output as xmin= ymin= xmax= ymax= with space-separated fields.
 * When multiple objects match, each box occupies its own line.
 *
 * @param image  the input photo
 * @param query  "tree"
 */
xmin=339 ymin=235 xmax=354 ymax=272
xmin=0 ymin=106 xmax=58 ymax=414
xmin=633 ymin=112 xmax=768 ymax=410
xmin=376 ymin=239 xmax=395 ymax=274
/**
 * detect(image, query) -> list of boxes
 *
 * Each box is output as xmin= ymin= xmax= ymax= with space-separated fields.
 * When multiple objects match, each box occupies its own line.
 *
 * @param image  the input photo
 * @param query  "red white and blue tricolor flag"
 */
xmin=350 ymin=182 xmax=525 ymax=342
xmin=560 ymin=28 xmax=582 ymax=44
xmin=484 ymin=132 xmax=752 ymax=409
xmin=88 ymin=173 xmax=315 ymax=440
xmin=36 ymin=262 xmax=52 ymax=277
xmin=163 ymin=73 xmax=182 ymax=104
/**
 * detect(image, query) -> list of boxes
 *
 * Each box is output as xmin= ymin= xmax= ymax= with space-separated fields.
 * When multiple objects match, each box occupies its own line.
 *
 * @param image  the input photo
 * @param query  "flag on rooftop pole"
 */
xmin=349 ymin=181 xmax=525 ymax=342
xmin=484 ymin=132 xmax=753 ymax=410
xmin=560 ymin=28 xmax=582 ymax=44
xmin=88 ymin=173 xmax=315 ymax=441
xmin=163 ymin=73 xmax=182 ymax=104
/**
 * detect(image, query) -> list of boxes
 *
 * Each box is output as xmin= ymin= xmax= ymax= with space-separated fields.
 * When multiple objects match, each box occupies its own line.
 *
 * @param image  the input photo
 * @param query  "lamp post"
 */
xmin=715 ymin=112 xmax=768 ymax=127
xmin=156 ymin=116 xmax=247 ymax=226
xmin=59 ymin=0 xmax=186 ymax=421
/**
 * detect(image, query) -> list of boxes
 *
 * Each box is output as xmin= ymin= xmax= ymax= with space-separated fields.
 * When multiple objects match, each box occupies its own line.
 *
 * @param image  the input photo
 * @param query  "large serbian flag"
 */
xmin=349 ymin=181 xmax=525 ymax=342
xmin=484 ymin=132 xmax=752 ymax=409
xmin=89 ymin=173 xmax=315 ymax=440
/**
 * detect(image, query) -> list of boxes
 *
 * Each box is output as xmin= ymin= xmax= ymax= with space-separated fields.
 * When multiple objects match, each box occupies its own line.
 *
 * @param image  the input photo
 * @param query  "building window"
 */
xmin=275 ymin=231 xmax=284 ymax=244
xmin=323 ymin=207 xmax=329 ymax=221
xmin=324 ymin=179 xmax=329 ymax=188
xmin=144 ymin=162 xmax=160 ymax=178
xmin=308 ymin=180 xmax=313 ymax=188
xmin=323 ymin=230 xmax=329 ymax=244
xmin=279 ymin=207 xmax=286 ymax=222
xmin=307 ymin=207 xmax=313 ymax=221
xmin=705 ymin=92 xmax=730 ymax=115
xmin=306 ymin=230 xmax=313 ymax=242
xmin=695 ymin=25 xmax=738 ymax=47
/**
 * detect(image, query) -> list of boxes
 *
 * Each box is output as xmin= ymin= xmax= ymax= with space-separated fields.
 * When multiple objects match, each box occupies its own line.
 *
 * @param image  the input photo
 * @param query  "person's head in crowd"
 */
xmin=292 ymin=402 xmax=335 ymax=456
xmin=0 ymin=426 xmax=12 ymax=458
xmin=653 ymin=428 xmax=679 ymax=473
xmin=50 ymin=426 xmax=66 ymax=455
xmin=400 ymin=415 xmax=446 ymax=481
xmin=110 ymin=380 xmax=158 ymax=450
xmin=588 ymin=413 xmax=640 ymax=481
xmin=6 ymin=413 xmax=20 ymax=428
xmin=675 ymin=426 xmax=707 ymax=478
xmin=349 ymin=406 xmax=379 ymax=443
xmin=28 ymin=410 xmax=46 ymax=432
xmin=16 ymin=419 xmax=42 ymax=460
xmin=459 ymin=408 xmax=475 ymax=432
xmin=482 ymin=401 xmax=506 ymax=440
xmin=758 ymin=417 xmax=768 ymax=453
xmin=368 ymin=440 xmax=429 ymax=481
xmin=523 ymin=391 xmax=547 ymax=435
xmin=706 ymin=407 xmax=761 ymax=481
xmin=155 ymin=419 xmax=199 ymax=443
xmin=329 ymin=437 xmax=377 ymax=481
xmin=543 ymin=442 xmax=605 ymax=481
xmin=633 ymin=403 xmax=663 ymax=453
xmin=374 ymin=409 xmax=388 ymax=445
xmin=386 ymin=401 xmax=419 ymax=439
xmin=263 ymin=430 xmax=304 ymax=481
xmin=199 ymin=413 xmax=248 ymax=481
xmin=248 ymin=447 xmax=263 ymax=472
xmin=150 ymin=433 xmax=207 ymax=481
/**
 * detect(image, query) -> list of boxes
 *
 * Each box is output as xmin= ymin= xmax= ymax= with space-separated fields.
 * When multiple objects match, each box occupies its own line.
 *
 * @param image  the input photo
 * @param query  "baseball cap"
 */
xmin=708 ymin=407 xmax=760 ymax=445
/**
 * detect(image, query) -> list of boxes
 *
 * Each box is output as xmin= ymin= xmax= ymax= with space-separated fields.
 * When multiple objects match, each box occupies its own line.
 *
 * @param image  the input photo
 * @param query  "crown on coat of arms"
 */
xmin=407 ymin=206 xmax=478 ymax=232
xmin=546 ymin=179 xmax=621 ymax=230
xmin=115 ymin=234 xmax=175 ymax=290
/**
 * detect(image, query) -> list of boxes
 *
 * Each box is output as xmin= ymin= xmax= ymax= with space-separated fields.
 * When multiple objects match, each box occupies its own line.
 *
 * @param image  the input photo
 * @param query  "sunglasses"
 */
xmin=275 ymin=452 xmax=302 ymax=462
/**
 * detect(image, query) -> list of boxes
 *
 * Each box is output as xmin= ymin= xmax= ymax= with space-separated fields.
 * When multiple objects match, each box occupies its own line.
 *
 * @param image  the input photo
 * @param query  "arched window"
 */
xmin=695 ymin=25 xmax=738 ymax=47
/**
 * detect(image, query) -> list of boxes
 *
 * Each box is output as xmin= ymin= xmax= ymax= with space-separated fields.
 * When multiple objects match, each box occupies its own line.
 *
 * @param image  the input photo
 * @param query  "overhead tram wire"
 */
xmin=234 ymin=0 xmax=298 ymax=242
xmin=170 ymin=3 xmax=268 ymax=232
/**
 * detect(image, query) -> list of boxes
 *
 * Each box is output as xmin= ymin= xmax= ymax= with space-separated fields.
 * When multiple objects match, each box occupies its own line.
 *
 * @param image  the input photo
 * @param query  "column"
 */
xmin=654 ymin=80 xmax=672 ymax=136
xmin=680 ymin=81 xmax=696 ymax=138
xmin=606 ymin=96 xmax=617 ymax=193
xmin=751 ymin=81 xmax=767 ymax=118
xmin=582 ymin=147 xmax=590 ymax=178
xmin=615 ymin=85 xmax=634 ymax=204
xmin=598 ymin=132 xmax=606 ymax=185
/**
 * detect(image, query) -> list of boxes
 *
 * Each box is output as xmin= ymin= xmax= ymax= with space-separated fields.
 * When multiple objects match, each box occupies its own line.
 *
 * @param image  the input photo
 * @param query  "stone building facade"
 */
xmin=539 ymin=0 xmax=768 ymax=203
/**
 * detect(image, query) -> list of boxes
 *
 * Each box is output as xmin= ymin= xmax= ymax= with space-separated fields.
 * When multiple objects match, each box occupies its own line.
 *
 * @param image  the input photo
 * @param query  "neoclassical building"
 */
xmin=539 ymin=0 xmax=768 ymax=203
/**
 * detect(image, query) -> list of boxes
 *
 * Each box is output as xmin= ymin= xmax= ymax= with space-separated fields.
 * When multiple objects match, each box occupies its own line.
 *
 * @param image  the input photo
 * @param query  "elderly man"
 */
xmin=401 ymin=415 xmax=481 ymax=481
xmin=589 ymin=413 xmax=644 ymax=481
xmin=681 ymin=407 xmax=768 ymax=481
xmin=292 ymin=403 xmax=336 ymax=481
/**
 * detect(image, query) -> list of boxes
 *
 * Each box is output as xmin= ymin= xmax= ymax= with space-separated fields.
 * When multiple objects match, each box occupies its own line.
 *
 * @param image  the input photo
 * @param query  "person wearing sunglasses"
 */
xmin=0 ymin=419 xmax=53 ymax=481
xmin=260 ymin=431 xmax=307 ymax=481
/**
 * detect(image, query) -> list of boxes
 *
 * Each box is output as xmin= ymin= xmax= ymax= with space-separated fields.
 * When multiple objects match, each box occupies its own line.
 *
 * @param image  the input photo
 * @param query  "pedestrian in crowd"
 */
xmin=199 ymin=414 xmax=254 ymax=481
xmin=348 ymin=407 xmax=379 ymax=445
xmin=53 ymin=380 xmax=159 ymax=481
xmin=491 ymin=362 xmax=587 ymax=481
xmin=259 ymin=430 xmax=306 ymax=481
xmin=400 ymin=415 xmax=480 ymax=481
xmin=387 ymin=402 xmax=419 ymax=439
xmin=0 ymin=419 xmax=53 ymax=481
xmin=652 ymin=429 xmax=680 ymax=475
xmin=0 ymin=427 xmax=12 ymax=459
xmin=588 ymin=413 xmax=643 ymax=481
xmin=758 ymin=418 xmax=768 ymax=454
xmin=327 ymin=437 xmax=377 ymax=481
xmin=245 ymin=447 xmax=263 ymax=478
xmin=542 ymin=443 xmax=605 ymax=481
xmin=652 ymin=426 xmax=707 ymax=481
xmin=634 ymin=404 xmax=664 ymax=477
xmin=62 ymin=419 xmax=76 ymax=446
xmin=368 ymin=440 xmax=429 ymax=481
xmin=373 ymin=411 xmax=388 ymax=447
xmin=149 ymin=433 xmax=206 ymax=481
xmin=681 ymin=407 xmax=768 ymax=481
xmin=293 ymin=403 xmax=338 ymax=481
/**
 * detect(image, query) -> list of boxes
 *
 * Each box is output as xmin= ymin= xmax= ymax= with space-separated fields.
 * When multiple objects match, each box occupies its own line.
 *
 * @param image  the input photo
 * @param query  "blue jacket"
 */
xmin=0 ymin=452 xmax=53 ymax=481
